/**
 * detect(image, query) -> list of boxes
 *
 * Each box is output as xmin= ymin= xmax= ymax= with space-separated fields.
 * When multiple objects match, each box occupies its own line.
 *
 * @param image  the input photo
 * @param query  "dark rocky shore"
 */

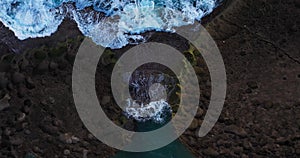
xmin=0 ymin=0 xmax=299 ymax=157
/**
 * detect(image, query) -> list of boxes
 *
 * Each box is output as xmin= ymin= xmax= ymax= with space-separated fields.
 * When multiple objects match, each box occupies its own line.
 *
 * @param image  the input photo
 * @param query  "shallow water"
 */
xmin=112 ymin=139 xmax=195 ymax=158
xmin=113 ymin=116 xmax=195 ymax=158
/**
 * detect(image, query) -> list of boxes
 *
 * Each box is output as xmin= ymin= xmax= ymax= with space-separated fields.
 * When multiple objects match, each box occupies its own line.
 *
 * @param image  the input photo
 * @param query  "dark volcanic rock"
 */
xmin=9 ymin=136 xmax=23 ymax=146
xmin=36 ymin=60 xmax=49 ymax=73
xmin=49 ymin=62 xmax=58 ymax=70
xmin=12 ymin=72 xmax=25 ymax=84
xmin=225 ymin=125 xmax=247 ymax=138
xmin=0 ymin=73 xmax=8 ymax=89
xmin=17 ymin=86 xmax=26 ymax=98
xmin=203 ymin=147 xmax=219 ymax=156
xmin=40 ymin=124 xmax=59 ymax=136
xmin=247 ymin=81 xmax=258 ymax=89
xmin=25 ymin=77 xmax=35 ymax=89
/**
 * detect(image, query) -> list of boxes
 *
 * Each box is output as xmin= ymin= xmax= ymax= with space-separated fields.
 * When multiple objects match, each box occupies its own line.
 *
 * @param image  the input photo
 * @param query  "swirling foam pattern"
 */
xmin=0 ymin=0 xmax=221 ymax=48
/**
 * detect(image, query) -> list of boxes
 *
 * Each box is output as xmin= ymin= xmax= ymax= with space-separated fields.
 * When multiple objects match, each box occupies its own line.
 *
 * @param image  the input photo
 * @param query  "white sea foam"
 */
xmin=0 ymin=0 xmax=221 ymax=48
xmin=0 ymin=0 xmax=65 ymax=40
xmin=125 ymin=98 xmax=171 ymax=123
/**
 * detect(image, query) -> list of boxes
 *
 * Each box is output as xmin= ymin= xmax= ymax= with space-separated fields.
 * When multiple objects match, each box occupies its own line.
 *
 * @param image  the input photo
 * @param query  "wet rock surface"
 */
xmin=0 ymin=0 xmax=299 ymax=157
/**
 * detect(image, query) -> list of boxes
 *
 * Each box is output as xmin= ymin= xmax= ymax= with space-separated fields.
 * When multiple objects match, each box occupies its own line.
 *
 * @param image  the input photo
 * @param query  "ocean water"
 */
xmin=113 ymin=112 xmax=195 ymax=158
xmin=0 ymin=0 xmax=221 ymax=48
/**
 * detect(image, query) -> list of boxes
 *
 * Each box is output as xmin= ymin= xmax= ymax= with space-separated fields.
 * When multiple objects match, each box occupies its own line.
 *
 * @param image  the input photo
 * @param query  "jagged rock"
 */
xmin=40 ymin=124 xmax=58 ymax=135
xmin=203 ymin=147 xmax=219 ymax=156
xmin=225 ymin=125 xmax=247 ymax=137
xmin=59 ymin=133 xmax=80 ymax=144
xmin=17 ymin=113 xmax=26 ymax=122
xmin=83 ymin=149 xmax=88 ymax=158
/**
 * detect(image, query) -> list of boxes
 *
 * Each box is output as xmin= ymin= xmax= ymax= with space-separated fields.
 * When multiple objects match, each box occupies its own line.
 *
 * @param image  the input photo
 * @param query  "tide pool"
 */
xmin=112 ymin=139 xmax=195 ymax=158
xmin=113 ymin=113 xmax=195 ymax=158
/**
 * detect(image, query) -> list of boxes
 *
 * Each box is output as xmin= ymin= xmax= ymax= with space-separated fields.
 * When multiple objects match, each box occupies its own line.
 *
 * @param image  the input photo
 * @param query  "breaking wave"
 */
xmin=125 ymin=99 xmax=171 ymax=123
xmin=0 ymin=0 xmax=221 ymax=48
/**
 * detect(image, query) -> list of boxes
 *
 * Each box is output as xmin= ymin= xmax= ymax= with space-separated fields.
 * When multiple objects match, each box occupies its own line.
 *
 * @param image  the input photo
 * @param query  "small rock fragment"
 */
xmin=87 ymin=133 xmax=95 ymax=140
xmin=59 ymin=133 xmax=79 ymax=144
xmin=33 ymin=146 xmax=43 ymax=153
xmin=189 ymin=119 xmax=199 ymax=130
xmin=196 ymin=108 xmax=204 ymax=118
xmin=40 ymin=124 xmax=58 ymax=135
xmin=63 ymin=149 xmax=70 ymax=155
xmin=25 ymin=77 xmax=35 ymax=89
xmin=0 ymin=94 xmax=10 ymax=111
xmin=10 ymin=136 xmax=23 ymax=145
xmin=49 ymin=62 xmax=58 ymax=70
xmin=71 ymin=135 xmax=80 ymax=143
xmin=225 ymin=125 xmax=247 ymax=137
xmin=49 ymin=97 xmax=55 ymax=104
xmin=275 ymin=137 xmax=291 ymax=145
xmin=83 ymin=149 xmax=88 ymax=158
xmin=22 ymin=105 xmax=30 ymax=114
xmin=203 ymin=147 xmax=219 ymax=156
xmin=52 ymin=119 xmax=62 ymax=127
xmin=247 ymin=81 xmax=258 ymax=89
xmin=17 ymin=112 xmax=26 ymax=122
xmin=4 ymin=127 xmax=12 ymax=136
xmin=194 ymin=66 xmax=205 ymax=75
xmin=24 ymin=129 xmax=31 ymax=135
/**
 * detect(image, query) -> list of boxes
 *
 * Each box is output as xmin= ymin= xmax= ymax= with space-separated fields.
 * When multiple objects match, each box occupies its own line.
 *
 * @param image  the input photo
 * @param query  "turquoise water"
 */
xmin=112 ymin=114 xmax=195 ymax=158
xmin=0 ymin=0 xmax=221 ymax=48
xmin=113 ymin=139 xmax=195 ymax=158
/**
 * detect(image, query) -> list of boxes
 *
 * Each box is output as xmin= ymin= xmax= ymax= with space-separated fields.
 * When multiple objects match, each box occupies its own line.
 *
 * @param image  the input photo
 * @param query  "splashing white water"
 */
xmin=0 ymin=0 xmax=221 ymax=48
xmin=125 ymin=98 xmax=171 ymax=123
